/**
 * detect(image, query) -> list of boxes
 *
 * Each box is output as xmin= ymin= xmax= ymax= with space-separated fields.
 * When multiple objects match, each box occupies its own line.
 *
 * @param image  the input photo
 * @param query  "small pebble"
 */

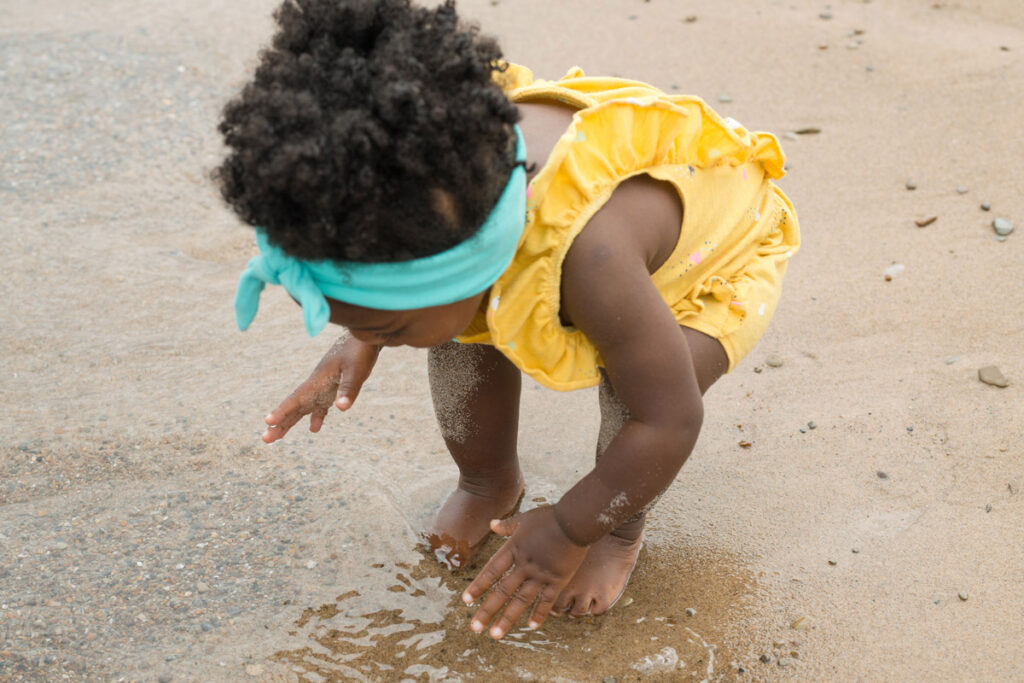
xmin=791 ymin=615 xmax=812 ymax=631
xmin=760 ymin=654 xmax=773 ymax=664
xmin=992 ymin=218 xmax=1014 ymax=236
xmin=827 ymin=559 xmax=837 ymax=566
xmin=754 ymin=366 xmax=763 ymax=373
xmin=819 ymin=11 xmax=833 ymax=19
xmin=956 ymin=186 xmax=968 ymax=194
xmin=765 ymin=354 xmax=784 ymax=368
xmin=945 ymin=355 xmax=963 ymax=365
xmin=852 ymin=548 xmax=860 ymax=554
xmin=985 ymin=503 xmax=992 ymax=513
xmin=718 ymin=94 xmax=733 ymax=103
xmin=905 ymin=180 xmax=917 ymax=190
xmin=978 ymin=365 xmax=1009 ymax=388
xmin=980 ymin=202 xmax=991 ymax=211
xmin=196 ymin=582 xmax=209 ymax=593
xmin=778 ymin=657 xmax=792 ymax=667
xmin=684 ymin=15 xmax=698 ymax=23
xmin=685 ymin=607 xmax=697 ymax=617
xmin=783 ymin=131 xmax=798 ymax=141
xmin=807 ymin=421 xmax=817 ymax=429
xmin=883 ymin=263 xmax=904 ymax=280
xmin=907 ymin=426 xmax=914 ymax=432
xmin=799 ymin=428 xmax=807 ymax=434
xmin=914 ymin=216 xmax=937 ymax=228
xmin=958 ymin=592 xmax=969 ymax=601
xmin=877 ymin=471 xmax=889 ymax=480
xmin=621 ymin=597 xmax=634 ymax=607
xmin=794 ymin=127 xmax=821 ymax=135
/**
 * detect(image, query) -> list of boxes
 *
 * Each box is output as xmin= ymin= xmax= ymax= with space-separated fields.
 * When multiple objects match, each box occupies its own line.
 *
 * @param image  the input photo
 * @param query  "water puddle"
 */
xmin=272 ymin=537 xmax=770 ymax=681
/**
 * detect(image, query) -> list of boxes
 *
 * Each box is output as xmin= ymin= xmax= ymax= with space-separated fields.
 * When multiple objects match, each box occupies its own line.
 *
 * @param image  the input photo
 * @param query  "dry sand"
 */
xmin=1 ymin=0 xmax=1022 ymax=680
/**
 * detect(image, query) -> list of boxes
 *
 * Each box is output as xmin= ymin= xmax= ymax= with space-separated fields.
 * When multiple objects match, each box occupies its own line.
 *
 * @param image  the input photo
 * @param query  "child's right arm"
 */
xmin=260 ymin=334 xmax=381 ymax=443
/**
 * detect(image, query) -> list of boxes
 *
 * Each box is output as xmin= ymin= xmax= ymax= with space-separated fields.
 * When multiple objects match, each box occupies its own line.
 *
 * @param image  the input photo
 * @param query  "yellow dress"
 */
xmin=456 ymin=64 xmax=800 ymax=391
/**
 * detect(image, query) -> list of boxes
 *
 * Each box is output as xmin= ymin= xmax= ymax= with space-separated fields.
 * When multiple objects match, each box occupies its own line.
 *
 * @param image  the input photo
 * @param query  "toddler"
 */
xmin=219 ymin=0 xmax=799 ymax=640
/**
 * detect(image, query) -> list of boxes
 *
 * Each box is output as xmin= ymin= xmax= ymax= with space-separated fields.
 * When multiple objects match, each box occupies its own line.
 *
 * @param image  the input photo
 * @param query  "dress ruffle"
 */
xmin=461 ymin=65 xmax=796 ymax=390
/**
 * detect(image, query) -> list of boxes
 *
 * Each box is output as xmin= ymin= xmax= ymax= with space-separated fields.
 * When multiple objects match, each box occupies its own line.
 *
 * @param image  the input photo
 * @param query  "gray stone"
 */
xmin=980 ymin=202 xmax=991 ymax=211
xmin=992 ymin=218 xmax=1014 ymax=236
xmin=718 ymin=94 xmax=733 ymax=103
xmin=807 ymin=421 xmax=817 ymax=429
xmin=905 ymin=180 xmax=917 ymax=190
xmin=766 ymin=354 xmax=784 ymax=368
xmin=685 ymin=607 xmax=696 ymax=616
xmin=978 ymin=365 xmax=1009 ymax=388
xmin=956 ymin=186 xmax=968 ymax=194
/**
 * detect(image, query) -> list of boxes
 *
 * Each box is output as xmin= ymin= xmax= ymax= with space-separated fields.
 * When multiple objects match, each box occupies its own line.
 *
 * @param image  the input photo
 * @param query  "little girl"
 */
xmin=219 ymin=0 xmax=799 ymax=641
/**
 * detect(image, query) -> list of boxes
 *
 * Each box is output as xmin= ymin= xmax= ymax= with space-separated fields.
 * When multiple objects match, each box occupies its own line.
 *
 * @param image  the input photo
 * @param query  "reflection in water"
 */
xmin=273 ymin=541 xmax=769 ymax=681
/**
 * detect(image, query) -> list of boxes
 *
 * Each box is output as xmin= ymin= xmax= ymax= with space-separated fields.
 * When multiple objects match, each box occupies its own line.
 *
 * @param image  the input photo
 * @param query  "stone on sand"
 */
xmin=992 ymin=218 xmax=1013 ymax=236
xmin=978 ymin=366 xmax=1009 ymax=388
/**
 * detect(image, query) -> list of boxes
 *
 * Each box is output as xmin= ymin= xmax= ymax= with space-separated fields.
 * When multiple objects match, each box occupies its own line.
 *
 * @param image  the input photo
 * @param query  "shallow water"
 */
xmin=271 ymin=537 xmax=765 ymax=681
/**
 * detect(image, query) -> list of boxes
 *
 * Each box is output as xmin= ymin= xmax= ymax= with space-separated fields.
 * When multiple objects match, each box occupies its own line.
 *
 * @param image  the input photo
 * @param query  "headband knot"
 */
xmin=234 ymin=126 xmax=527 ymax=336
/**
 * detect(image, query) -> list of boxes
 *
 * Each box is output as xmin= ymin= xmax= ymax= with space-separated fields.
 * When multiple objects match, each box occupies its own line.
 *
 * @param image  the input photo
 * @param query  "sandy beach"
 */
xmin=1 ymin=0 xmax=1022 ymax=680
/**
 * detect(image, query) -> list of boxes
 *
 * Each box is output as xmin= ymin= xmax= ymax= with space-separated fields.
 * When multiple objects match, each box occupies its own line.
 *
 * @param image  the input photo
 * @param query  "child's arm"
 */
xmin=261 ymin=334 xmax=381 ymax=443
xmin=464 ymin=184 xmax=705 ymax=637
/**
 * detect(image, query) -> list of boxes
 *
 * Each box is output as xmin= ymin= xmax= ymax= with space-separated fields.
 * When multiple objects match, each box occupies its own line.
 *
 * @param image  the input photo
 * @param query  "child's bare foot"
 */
xmin=422 ymin=470 xmax=524 ymax=570
xmin=551 ymin=518 xmax=643 ymax=617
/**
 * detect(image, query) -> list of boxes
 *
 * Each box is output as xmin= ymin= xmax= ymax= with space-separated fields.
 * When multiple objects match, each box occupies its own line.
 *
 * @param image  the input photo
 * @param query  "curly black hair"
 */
xmin=215 ymin=0 xmax=519 ymax=262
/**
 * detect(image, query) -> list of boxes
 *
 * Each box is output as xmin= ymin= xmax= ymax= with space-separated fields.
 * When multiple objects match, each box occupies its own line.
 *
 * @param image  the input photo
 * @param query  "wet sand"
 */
xmin=1 ymin=0 xmax=1022 ymax=680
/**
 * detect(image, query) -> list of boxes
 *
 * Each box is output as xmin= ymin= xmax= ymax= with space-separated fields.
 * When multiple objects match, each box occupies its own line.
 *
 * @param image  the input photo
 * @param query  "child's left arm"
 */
xmin=464 ymin=206 xmax=706 ymax=637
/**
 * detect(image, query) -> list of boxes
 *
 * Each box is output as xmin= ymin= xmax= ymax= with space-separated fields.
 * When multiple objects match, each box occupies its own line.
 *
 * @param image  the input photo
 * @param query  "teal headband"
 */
xmin=235 ymin=126 xmax=527 ymax=336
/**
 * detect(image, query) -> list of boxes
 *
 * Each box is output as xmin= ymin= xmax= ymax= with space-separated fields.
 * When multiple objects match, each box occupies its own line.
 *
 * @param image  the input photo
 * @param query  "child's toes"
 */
xmin=569 ymin=597 xmax=595 ymax=618
xmin=589 ymin=596 xmax=613 ymax=616
xmin=550 ymin=596 xmax=573 ymax=616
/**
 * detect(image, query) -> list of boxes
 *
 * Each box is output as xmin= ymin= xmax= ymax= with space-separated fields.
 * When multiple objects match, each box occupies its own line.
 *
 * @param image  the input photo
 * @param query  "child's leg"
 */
xmin=424 ymin=341 xmax=524 ymax=569
xmin=552 ymin=326 xmax=728 ymax=616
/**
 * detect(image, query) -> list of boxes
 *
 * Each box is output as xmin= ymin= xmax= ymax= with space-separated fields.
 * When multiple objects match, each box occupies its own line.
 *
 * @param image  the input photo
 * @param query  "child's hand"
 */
xmin=461 ymin=506 xmax=589 ymax=639
xmin=261 ymin=335 xmax=381 ymax=443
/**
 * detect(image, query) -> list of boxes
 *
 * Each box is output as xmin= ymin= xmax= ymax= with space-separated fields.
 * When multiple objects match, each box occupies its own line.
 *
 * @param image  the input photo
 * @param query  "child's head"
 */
xmin=216 ymin=0 xmax=520 ymax=264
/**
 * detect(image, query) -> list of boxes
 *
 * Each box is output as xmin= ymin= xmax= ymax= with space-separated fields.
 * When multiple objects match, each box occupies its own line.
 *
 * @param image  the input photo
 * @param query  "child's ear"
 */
xmin=430 ymin=187 xmax=461 ymax=233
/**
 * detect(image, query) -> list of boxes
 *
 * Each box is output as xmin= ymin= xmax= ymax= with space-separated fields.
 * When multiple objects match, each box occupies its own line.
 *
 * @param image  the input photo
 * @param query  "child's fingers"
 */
xmin=463 ymin=547 xmax=513 ymax=605
xmin=487 ymin=579 xmax=541 ymax=639
xmin=336 ymin=376 xmax=365 ymax=410
xmin=469 ymin=568 xmax=526 ymax=636
xmin=309 ymin=411 xmax=325 ymax=433
xmin=527 ymin=586 xmax=559 ymax=630
xmin=265 ymin=395 xmax=302 ymax=426
xmin=261 ymin=409 xmax=306 ymax=443
xmin=261 ymin=423 xmax=292 ymax=443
